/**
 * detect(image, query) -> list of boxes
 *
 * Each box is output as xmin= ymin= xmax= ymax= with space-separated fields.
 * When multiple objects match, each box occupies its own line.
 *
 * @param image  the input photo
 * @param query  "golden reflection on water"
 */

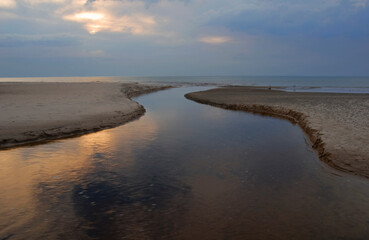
xmin=0 ymin=115 xmax=158 ymax=239
xmin=0 ymin=142 xmax=92 ymax=238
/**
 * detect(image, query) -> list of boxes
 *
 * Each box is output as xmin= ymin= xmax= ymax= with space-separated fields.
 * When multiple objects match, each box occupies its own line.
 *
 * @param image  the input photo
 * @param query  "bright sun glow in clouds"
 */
xmin=74 ymin=12 xmax=105 ymax=21
xmin=0 ymin=0 xmax=16 ymax=8
xmin=64 ymin=10 xmax=156 ymax=35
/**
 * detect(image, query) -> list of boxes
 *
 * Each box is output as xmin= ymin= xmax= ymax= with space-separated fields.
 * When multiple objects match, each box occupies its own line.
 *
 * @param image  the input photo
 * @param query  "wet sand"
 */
xmin=185 ymin=86 xmax=369 ymax=178
xmin=0 ymin=82 xmax=170 ymax=149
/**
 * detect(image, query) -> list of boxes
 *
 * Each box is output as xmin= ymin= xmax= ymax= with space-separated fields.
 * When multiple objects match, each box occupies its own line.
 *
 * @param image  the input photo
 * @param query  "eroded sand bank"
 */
xmin=0 ymin=82 xmax=170 ymax=148
xmin=185 ymin=86 xmax=369 ymax=178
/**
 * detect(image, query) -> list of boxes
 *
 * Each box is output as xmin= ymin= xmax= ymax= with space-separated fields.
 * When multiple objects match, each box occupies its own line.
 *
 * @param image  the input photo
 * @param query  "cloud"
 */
xmin=64 ymin=11 xmax=156 ymax=34
xmin=0 ymin=0 xmax=368 ymax=76
xmin=0 ymin=0 xmax=16 ymax=8
xmin=0 ymin=11 xmax=18 ymax=19
xmin=350 ymin=0 xmax=368 ymax=8
xmin=89 ymin=49 xmax=105 ymax=56
xmin=199 ymin=36 xmax=232 ymax=44
xmin=0 ymin=34 xmax=78 ymax=47
xmin=209 ymin=0 xmax=369 ymax=38
xmin=24 ymin=0 xmax=67 ymax=4
xmin=56 ymin=0 xmax=161 ymax=35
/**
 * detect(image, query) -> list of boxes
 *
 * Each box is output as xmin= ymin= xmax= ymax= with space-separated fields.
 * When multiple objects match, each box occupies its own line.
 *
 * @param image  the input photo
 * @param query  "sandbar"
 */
xmin=185 ymin=86 xmax=369 ymax=178
xmin=0 ymin=82 xmax=170 ymax=149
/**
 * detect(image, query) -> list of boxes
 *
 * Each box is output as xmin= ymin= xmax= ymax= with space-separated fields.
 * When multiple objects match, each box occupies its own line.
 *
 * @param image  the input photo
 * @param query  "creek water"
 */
xmin=1 ymin=87 xmax=369 ymax=240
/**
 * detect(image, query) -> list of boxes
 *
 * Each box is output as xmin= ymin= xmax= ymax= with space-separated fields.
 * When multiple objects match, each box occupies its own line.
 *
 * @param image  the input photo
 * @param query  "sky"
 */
xmin=0 ymin=0 xmax=368 ymax=77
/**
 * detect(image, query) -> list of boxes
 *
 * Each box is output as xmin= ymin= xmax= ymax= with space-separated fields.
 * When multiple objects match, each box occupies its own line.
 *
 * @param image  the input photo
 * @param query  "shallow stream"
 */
xmin=1 ymin=87 xmax=369 ymax=240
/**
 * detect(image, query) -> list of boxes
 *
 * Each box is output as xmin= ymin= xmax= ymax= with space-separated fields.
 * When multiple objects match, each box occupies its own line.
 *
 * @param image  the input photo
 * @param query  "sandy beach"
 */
xmin=0 ymin=82 xmax=170 ymax=149
xmin=186 ymin=86 xmax=369 ymax=178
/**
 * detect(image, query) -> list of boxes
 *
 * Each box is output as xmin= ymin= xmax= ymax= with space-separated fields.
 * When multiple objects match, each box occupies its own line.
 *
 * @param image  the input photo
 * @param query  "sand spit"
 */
xmin=0 ymin=82 xmax=171 ymax=149
xmin=185 ymin=86 xmax=369 ymax=178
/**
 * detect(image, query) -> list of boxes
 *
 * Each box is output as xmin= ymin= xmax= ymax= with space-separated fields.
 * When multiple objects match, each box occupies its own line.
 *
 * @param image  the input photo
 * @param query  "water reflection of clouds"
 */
xmin=199 ymin=106 xmax=229 ymax=122
xmin=0 ymin=114 xmax=159 ymax=238
xmin=67 ymin=116 xmax=193 ymax=239
xmin=0 ymin=142 xmax=93 ymax=238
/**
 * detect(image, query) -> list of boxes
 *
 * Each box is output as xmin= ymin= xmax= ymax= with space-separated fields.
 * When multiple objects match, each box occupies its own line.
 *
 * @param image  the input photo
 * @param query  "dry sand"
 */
xmin=0 ymin=82 xmax=170 ymax=149
xmin=185 ymin=86 xmax=369 ymax=178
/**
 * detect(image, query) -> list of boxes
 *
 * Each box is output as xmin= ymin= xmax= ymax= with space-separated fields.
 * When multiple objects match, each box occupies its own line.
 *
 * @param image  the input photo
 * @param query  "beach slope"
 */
xmin=185 ymin=87 xmax=369 ymax=178
xmin=0 ymin=82 xmax=170 ymax=148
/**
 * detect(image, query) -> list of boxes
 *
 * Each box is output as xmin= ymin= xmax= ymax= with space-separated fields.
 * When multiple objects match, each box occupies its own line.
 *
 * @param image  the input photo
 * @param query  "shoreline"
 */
xmin=0 ymin=82 xmax=171 ymax=150
xmin=185 ymin=86 xmax=369 ymax=178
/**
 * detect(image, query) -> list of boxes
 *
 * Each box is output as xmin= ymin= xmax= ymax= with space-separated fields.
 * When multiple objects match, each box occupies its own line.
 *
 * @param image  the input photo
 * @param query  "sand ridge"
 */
xmin=185 ymin=86 xmax=369 ymax=178
xmin=0 ymin=82 xmax=171 ymax=149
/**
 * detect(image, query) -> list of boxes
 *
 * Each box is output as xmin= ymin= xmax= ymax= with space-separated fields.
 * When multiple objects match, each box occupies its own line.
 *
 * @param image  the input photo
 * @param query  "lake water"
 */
xmin=1 ymin=87 xmax=369 ymax=239
xmin=1 ymin=76 xmax=369 ymax=93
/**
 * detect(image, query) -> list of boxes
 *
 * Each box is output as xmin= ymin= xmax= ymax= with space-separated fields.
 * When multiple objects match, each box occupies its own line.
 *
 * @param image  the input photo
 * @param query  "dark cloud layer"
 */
xmin=0 ymin=34 xmax=79 ymax=47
